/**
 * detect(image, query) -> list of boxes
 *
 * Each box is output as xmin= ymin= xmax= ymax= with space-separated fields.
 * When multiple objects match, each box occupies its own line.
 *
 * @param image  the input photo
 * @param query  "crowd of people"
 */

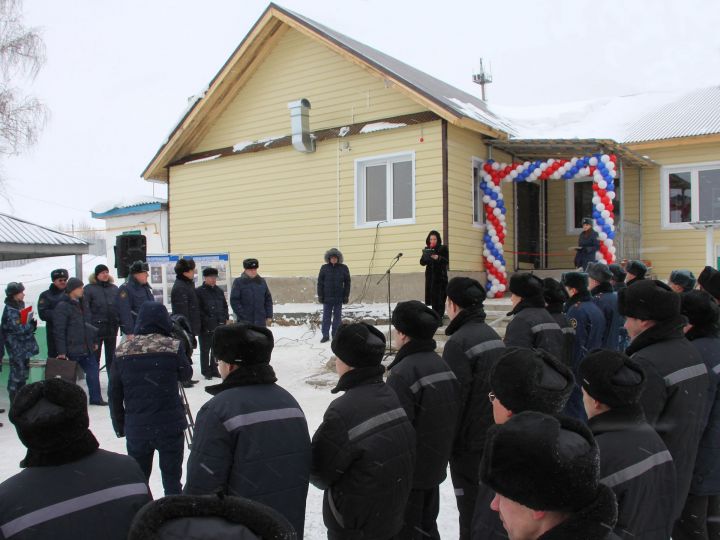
xmin=1 ymin=236 xmax=720 ymax=539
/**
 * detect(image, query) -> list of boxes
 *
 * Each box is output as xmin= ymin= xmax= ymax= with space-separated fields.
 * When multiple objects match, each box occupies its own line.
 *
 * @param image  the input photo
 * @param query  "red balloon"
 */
xmin=598 ymin=189 xmax=606 ymax=198
xmin=592 ymin=183 xmax=599 ymax=192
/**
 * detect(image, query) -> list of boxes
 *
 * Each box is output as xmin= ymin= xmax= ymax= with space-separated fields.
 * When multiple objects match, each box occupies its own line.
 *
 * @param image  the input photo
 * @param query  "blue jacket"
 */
xmin=230 ymin=273 xmax=273 ymax=326
xmin=109 ymin=303 xmax=191 ymax=440
xmin=574 ymin=230 xmax=599 ymax=269
xmin=591 ymin=282 xmax=623 ymax=351
xmin=53 ymin=295 xmax=97 ymax=357
xmin=317 ymin=248 xmax=351 ymax=304
xmin=1 ymin=299 xmax=38 ymax=360
xmin=117 ymin=276 xmax=154 ymax=335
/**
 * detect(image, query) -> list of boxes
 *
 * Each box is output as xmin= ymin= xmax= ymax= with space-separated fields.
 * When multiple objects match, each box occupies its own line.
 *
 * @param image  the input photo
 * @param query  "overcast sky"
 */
xmin=1 ymin=0 xmax=719 ymax=231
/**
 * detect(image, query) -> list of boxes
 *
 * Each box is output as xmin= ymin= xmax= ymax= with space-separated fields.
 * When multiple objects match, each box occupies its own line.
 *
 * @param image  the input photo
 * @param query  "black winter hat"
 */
xmin=561 ymin=271 xmax=589 ymax=291
xmin=129 ymin=260 xmax=149 ymax=274
xmin=391 ymin=300 xmax=441 ymax=339
xmin=174 ymin=257 xmax=196 ymax=275
xmin=625 ymin=260 xmax=647 ymax=279
xmin=579 ymin=350 xmax=645 ymax=408
xmin=618 ymin=279 xmax=680 ymax=321
xmin=682 ymin=290 xmax=720 ymax=328
xmin=480 ymin=411 xmax=604 ymax=512
xmin=508 ymin=273 xmax=544 ymax=299
xmin=331 ymin=323 xmax=386 ymax=368
xmin=51 ymin=268 xmax=69 ymax=281
xmin=669 ymin=269 xmax=696 ymax=292
xmin=608 ymin=263 xmax=626 ymax=283
xmin=542 ymin=278 xmax=568 ymax=307
xmin=9 ymin=378 xmax=99 ymax=468
xmin=587 ymin=262 xmax=613 ymax=283
xmin=65 ymin=277 xmax=83 ymax=293
xmin=5 ymin=281 xmax=24 ymax=297
xmin=203 ymin=267 xmax=219 ymax=277
xmin=127 ymin=494 xmax=297 ymax=540
xmin=581 ymin=217 xmax=593 ymax=226
xmin=94 ymin=264 xmax=109 ymax=275
xmin=243 ymin=258 xmax=259 ymax=270
xmin=698 ymin=266 xmax=720 ymax=301
xmin=446 ymin=277 xmax=486 ymax=308
xmin=213 ymin=322 xmax=274 ymax=365
xmin=490 ymin=347 xmax=574 ymax=415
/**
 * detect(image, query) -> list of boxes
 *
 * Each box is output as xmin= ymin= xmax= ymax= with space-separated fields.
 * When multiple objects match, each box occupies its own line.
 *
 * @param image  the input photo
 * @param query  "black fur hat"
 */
xmin=561 ymin=271 xmax=589 ymax=291
xmin=625 ymin=260 xmax=647 ymax=279
xmin=129 ymin=260 xmax=149 ymax=274
xmin=391 ymin=300 xmax=441 ymax=340
xmin=446 ymin=277 xmax=486 ymax=308
xmin=608 ymin=263 xmax=626 ymax=283
xmin=480 ymin=411 xmax=603 ymax=512
xmin=490 ymin=347 xmax=574 ymax=415
xmin=698 ymin=266 xmax=720 ymax=301
xmin=587 ymin=262 xmax=613 ymax=283
xmin=669 ymin=269 xmax=696 ymax=292
xmin=127 ymin=494 xmax=297 ymax=540
xmin=213 ymin=322 xmax=274 ymax=365
xmin=331 ymin=323 xmax=386 ymax=368
xmin=243 ymin=258 xmax=259 ymax=270
xmin=579 ymin=350 xmax=645 ymax=408
xmin=174 ymin=257 xmax=196 ymax=275
xmin=9 ymin=379 xmax=99 ymax=468
xmin=203 ymin=267 xmax=219 ymax=277
xmin=51 ymin=268 xmax=69 ymax=281
xmin=682 ymin=290 xmax=720 ymax=329
xmin=508 ymin=273 xmax=544 ymax=299
xmin=618 ymin=279 xmax=680 ymax=321
xmin=542 ymin=278 xmax=568 ymax=308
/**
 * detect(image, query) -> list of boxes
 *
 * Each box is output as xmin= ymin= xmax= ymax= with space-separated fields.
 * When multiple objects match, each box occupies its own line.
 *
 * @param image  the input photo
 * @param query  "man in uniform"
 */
xmin=117 ymin=261 xmax=154 ymax=339
xmin=37 ymin=268 xmax=68 ymax=358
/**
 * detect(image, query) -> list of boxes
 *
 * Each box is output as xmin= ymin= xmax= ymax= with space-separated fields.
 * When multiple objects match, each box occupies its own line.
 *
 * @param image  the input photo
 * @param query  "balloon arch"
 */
xmin=480 ymin=153 xmax=618 ymax=298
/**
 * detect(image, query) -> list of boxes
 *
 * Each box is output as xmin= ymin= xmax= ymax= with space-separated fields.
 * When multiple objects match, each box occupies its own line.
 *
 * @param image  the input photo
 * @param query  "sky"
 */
xmin=1 ymin=0 xmax=719 ymax=231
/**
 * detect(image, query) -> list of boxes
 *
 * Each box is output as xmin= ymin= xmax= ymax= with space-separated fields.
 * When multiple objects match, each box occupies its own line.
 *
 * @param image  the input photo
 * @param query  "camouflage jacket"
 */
xmin=1 ymin=301 xmax=39 ymax=359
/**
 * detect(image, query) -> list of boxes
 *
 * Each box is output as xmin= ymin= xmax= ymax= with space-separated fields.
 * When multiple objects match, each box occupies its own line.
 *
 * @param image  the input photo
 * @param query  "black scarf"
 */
xmin=387 ymin=338 xmax=437 ymax=370
xmin=445 ymin=305 xmax=487 ymax=336
xmin=590 ymin=282 xmax=614 ymax=296
xmin=508 ymin=295 xmax=546 ymax=316
xmin=626 ymin=315 xmax=686 ymax=356
xmin=206 ymin=363 xmax=277 ymax=396
xmin=22 ymin=430 xmax=99 ymax=468
xmin=686 ymin=324 xmax=720 ymax=341
xmin=563 ymin=290 xmax=593 ymax=313
xmin=331 ymin=365 xmax=385 ymax=394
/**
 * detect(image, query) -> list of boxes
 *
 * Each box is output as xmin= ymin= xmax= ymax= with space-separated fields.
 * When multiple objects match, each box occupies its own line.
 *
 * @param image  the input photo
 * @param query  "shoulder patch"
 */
xmin=569 ymin=318 xmax=578 ymax=329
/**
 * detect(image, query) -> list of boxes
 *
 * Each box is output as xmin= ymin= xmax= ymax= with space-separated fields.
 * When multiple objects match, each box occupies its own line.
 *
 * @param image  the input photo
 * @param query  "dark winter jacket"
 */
xmin=626 ymin=315 xmax=709 ymax=518
xmin=317 ymin=249 xmax=351 ymax=304
xmin=196 ymin=283 xmax=229 ymax=333
xmin=420 ymin=230 xmax=449 ymax=306
xmin=546 ymin=304 xmax=575 ymax=369
xmin=37 ymin=284 xmax=65 ymax=326
xmin=574 ymin=229 xmax=599 ymax=269
xmin=170 ymin=275 xmax=201 ymax=335
xmin=504 ymin=297 xmax=564 ymax=361
xmin=0 ymin=448 xmax=151 ymax=540
xmin=387 ymin=339 xmax=460 ymax=489
xmin=230 ymin=273 xmax=273 ymax=326
xmin=117 ymin=276 xmax=154 ymax=335
xmin=442 ymin=306 xmax=505 ymax=456
xmin=53 ymin=296 xmax=97 ymax=357
xmin=184 ymin=364 xmax=311 ymax=539
xmin=109 ymin=305 xmax=191 ymax=440
xmin=537 ymin=486 xmax=621 ymax=540
xmin=83 ymin=273 xmax=120 ymax=338
xmin=311 ymin=365 xmax=416 ymax=540
xmin=591 ymin=282 xmax=623 ymax=351
xmin=688 ymin=331 xmax=720 ymax=496
xmin=1 ymin=299 xmax=38 ymax=360
xmin=589 ymin=406 xmax=676 ymax=540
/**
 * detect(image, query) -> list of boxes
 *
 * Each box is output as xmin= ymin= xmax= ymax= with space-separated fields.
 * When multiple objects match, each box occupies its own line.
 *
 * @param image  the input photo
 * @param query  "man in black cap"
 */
xmin=587 ymin=262 xmax=623 ymax=351
xmin=620 ymin=279 xmax=708 ymax=522
xmin=580 ymin=350 xmax=676 ymax=539
xmin=674 ymin=290 xmax=720 ymax=540
xmin=542 ymin=278 xmax=574 ymax=368
xmin=608 ymin=263 xmax=627 ymax=292
xmin=83 ymin=264 xmax=120 ymax=370
xmin=386 ymin=300 xmax=460 ymax=539
xmin=480 ymin=412 xmax=619 ymax=540
xmin=698 ymin=265 xmax=720 ymax=303
xmin=669 ymin=269 xmax=696 ymax=293
xmin=230 ymin=258 xmax=273 ymax=327
xmin=185 ymin=323 xmax=310 ymax=538
xmin=117 ymin=260 xmax=154 ymax=338
xmin=195 ymin=267 xmax=229 ymax=379
xmin=471 ymin=347 xmax=574 ymax=540
xmin=504 ymin=273 xmax=564 ymax=360
xmin=311 ymin=323 xmax=415 ymax=540
xmin=37 ymin=268 xmax=69 ymax=358
xmin=442 ymin=277 xmax=505 ymax=539
xmin=624 ymin=260 xmax=647 ymax=287
xmin=0 ymin=379 xmax=151 ymax=540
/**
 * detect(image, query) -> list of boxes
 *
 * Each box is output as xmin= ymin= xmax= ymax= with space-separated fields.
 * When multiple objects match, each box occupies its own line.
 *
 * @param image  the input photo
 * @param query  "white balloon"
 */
xmin=491 ymin=162 xmax=500 ymax=170
xmin=608 ymin=191 xmax=616 ymax=200
xmin=610 ymin=246 xmax=616 ymax=254
xmin=540 ymin=162 xmax=549 ymax=171
xmin=493 ymin=260 xmax=501 ymax=268
xmin=523 ymin=161 xmax=530 ymax=169
xmin=489 ymin=199 xmax=497 ymax=208
xmin=606 ymin=160 xmax=615 ymax=169
xmin=589 ymin=157 xmax=598 ymax=166
xmin=598 ymin=180 xmax=607 ymax=190
xmin=601 ymin=210 xmax=610 ymax=219
xmin=604 ymin=238 xmax=613 ymax=246
xmin=547 ymin=158 xmax=555 ymax=165
xmin=493 ymin=208 xmax=501 ymax=216
xmin=571 ymin=157 xmax=578 ymax=165
xmin=498 ymin=284 xmax=506 ymax=292
xmin=592 ymin=196 xmax=601 ymax=205
xmin=601 ymin=154 xmax=610 ymax=163
xmin=510 ymin=170 xmax=518 ymax=178
xmin=599 ymin=232 xmax=608 ymax=241
xmin=596 ymin=204 xmax=605 ymax=212
xmin=606 ymin=217 xmax=614 ymax=225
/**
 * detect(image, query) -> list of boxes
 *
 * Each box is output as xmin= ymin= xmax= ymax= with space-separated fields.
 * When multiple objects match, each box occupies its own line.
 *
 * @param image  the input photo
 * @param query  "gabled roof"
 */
xmin=0 ymin=213 xmax=89 ymax=261
xmin=91 ymin=196 xmax=168 ymax=219
xmin=142 ymin=3 xmax=513 ymax=182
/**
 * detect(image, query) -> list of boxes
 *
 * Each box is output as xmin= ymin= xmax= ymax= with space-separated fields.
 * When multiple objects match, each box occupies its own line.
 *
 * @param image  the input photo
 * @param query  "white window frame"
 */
xmin=472 ymin=157 xmax=486 ymax=228
xmin=661 ymin=160 xmax=720 ymax=230
xmin=565 ymin=176 xmax=593 ymax=235
xmin=355 ymin=151 xmax=416 ymax=228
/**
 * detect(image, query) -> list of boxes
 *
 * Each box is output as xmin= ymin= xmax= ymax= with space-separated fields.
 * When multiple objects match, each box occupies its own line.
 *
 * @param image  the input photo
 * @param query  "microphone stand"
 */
xmin=377 ymin=254 xmax=402 ymax=356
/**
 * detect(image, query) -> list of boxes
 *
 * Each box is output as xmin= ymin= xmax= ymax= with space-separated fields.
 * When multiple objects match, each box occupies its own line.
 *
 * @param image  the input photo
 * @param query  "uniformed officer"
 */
xmin=37 ymin=268 xmax=69 ymax=358
xmin=588 ymin=262 xmax=623 ymax=351
xmin=117 ymin=261 xmax=154 ymax=338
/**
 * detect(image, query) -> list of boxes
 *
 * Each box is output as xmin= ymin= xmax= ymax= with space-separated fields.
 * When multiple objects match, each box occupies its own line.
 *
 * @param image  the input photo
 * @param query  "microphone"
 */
xmin=394 ymin=252 xmax=403 ymax=260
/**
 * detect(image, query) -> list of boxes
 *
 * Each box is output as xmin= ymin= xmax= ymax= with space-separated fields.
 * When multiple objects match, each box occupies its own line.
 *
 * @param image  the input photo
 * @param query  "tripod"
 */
xmin=377 ymin=253 xmax=403 ymax=355
xmin=178 ymin=381 xmax=195 ymax=449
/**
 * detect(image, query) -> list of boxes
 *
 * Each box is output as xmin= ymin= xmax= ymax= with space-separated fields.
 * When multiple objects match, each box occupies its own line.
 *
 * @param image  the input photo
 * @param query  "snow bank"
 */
xmin=360 ymin=122 xmax=407 ymax=134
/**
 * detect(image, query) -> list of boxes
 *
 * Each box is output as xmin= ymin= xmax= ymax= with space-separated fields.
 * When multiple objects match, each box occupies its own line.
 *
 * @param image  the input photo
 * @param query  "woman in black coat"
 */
xmin=420 ymin=230 xmax=449 ymax=318
xmin=574 ymin=217 xmax=600 ymax=270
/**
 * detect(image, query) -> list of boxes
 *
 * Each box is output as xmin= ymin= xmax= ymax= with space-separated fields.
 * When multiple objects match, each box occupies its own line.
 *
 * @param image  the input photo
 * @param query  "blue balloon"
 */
xmin=490 ymin=192 xmax=498 ymax=201
xmin=608 ymin=231 xmax=616 ymax=239
xmin=593 ymin=211 xmax=601 ymax=219
xmin=596 ymin=217 xmax=605 ymax=226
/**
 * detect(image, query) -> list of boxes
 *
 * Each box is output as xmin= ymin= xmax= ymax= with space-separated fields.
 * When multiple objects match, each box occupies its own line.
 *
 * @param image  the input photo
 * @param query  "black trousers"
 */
xmin=673 ymin=493 xmax=720 ymax=540
xmin=96 ymin=330 xmax=118 ymax=370
xmin=46 ymin=322 xmax=57 ymax=358
xmin=198 ymin=331 xmax=218 ymax=376
xmin=450 ymin=452 xmax=482 ymax=540
xmin=395 ymin=486 xmax=440 ymax=540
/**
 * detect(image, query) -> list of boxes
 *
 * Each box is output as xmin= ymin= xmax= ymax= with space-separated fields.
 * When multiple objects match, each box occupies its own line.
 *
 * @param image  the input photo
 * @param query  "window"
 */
xmin=663 ymin=162 xmax=720 ymax=228
xmin=472 ymin=158 xmax=486 ymax=226
xmin=356 ymin=153 xmax=415 ymax=226
xmin=565 ymin=177 xmax=622 ymax=234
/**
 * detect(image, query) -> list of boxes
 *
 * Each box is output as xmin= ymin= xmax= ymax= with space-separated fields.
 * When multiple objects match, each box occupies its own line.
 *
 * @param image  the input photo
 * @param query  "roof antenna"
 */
xmin=472 ymin=58 xmax=493 ymax=102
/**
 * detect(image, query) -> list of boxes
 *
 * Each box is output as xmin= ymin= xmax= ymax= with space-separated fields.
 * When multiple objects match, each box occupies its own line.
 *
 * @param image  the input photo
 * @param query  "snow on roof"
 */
xmin=359 ymin=122 xmax=407 ymax=134
xmin=91 ymin=196 xmax=168 ymax=215
xmin=0 ymin=213 xmax=88 ymax=246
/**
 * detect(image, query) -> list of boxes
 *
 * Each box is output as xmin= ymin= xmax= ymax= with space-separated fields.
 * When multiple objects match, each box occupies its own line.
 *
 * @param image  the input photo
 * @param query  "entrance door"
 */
xmin=516 ymin=182 xmax=544 ymax=269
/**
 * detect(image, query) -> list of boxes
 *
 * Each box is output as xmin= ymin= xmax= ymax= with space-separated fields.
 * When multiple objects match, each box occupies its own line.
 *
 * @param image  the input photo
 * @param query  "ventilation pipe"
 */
xmin=288 ymin=99 xmax=316 ymax=153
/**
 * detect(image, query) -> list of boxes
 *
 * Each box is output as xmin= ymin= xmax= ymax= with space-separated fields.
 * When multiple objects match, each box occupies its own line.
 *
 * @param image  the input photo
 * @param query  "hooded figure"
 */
xmin=420 ymin=230 xmax=449 ymax=318
xmin=317 ymin=248 xmax=351 ymax=343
